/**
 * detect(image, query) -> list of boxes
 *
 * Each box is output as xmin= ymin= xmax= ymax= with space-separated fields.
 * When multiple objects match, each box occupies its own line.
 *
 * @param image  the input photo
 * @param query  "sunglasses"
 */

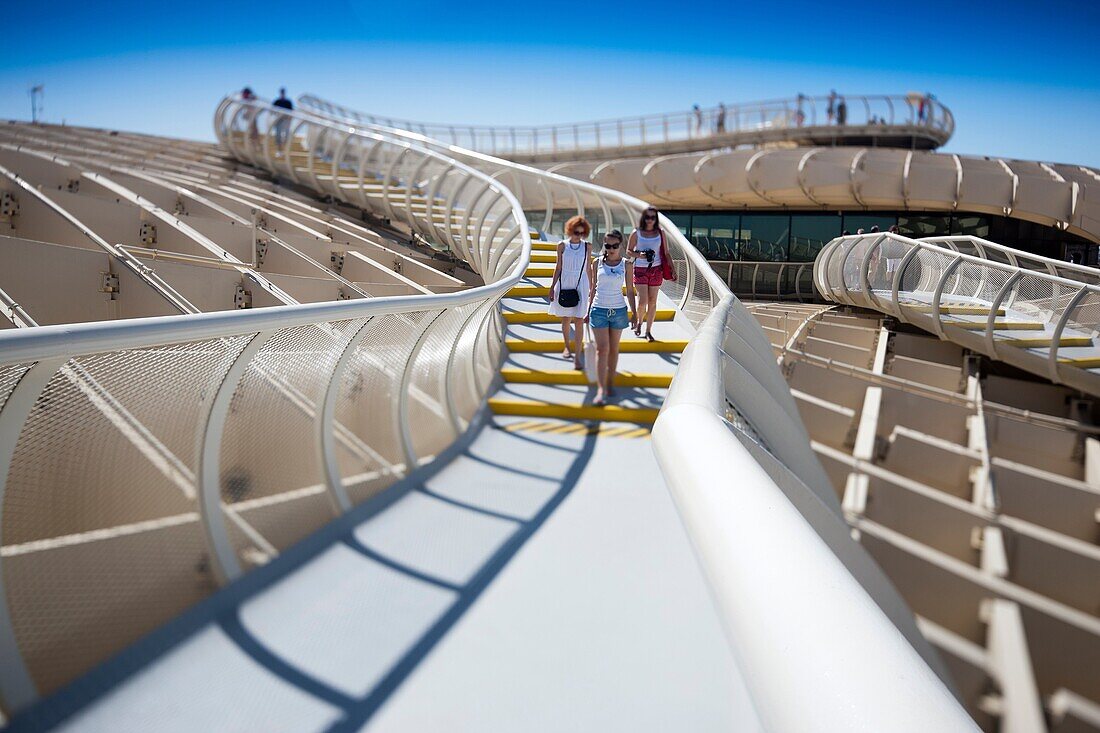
xmin=604 ymin=242 xmax=621 ymax=249
xmin=643 ymin=215 xmax=657 ymax=221
xmin=572 ymin=229 xmax=586 ymax=235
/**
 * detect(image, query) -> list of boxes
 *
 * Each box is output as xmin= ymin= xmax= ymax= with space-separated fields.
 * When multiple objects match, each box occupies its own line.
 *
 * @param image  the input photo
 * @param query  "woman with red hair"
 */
xmin=548 ymin=215 xmax=595 ymax=368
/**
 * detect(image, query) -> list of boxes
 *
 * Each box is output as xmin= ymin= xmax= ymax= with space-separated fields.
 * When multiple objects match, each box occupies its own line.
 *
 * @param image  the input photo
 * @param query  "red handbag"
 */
xmin=658 ymin=230 xmax=677 ymax=282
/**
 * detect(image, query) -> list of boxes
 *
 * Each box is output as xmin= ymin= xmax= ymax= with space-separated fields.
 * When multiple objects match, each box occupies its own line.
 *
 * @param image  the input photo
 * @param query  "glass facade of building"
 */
xmin=661 ymin=210 xmax=1098 ymax=265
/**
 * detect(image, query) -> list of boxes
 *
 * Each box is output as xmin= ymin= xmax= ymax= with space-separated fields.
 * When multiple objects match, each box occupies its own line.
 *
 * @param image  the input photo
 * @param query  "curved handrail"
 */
xmin=815 ymin=232 xmax=1100 ymax=396
xmin=0 ymin=97 xmax=531 ymax=713
xmin=302 ymin=96 xmax=974 ymax=730
xmin=653 ymin=295 xmax=977 ymax=732
xmin=299 ymin=92 xmax=953 ymax=162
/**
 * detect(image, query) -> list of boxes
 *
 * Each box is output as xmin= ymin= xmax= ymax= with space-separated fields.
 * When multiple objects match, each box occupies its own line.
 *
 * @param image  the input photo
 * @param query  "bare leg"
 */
xmin=573 ymin=317 xmax=584 ymax=369
xmin=645 ymin=287 xmax=660 ymax=339
xmin=560 ymin=318 xmax=573 ymax=359
xmin=606 ymin=327 xmax=622 ymax=396
xmin=593 ymin=327 xmax=610 ymax=404
xmin=634 ymin=284 xmax=651 ymax=335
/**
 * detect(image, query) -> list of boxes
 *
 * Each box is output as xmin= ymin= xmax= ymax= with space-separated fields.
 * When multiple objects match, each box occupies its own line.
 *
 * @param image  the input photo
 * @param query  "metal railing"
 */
xmin=299 ymin=93 xmax=954 ymax=161
xmin=0 ymin=98 xmax=532 ymax=711
xmin=0 ymin=93 xmax=969 ymax=728
xmin=815 ymin=232 xmax=1100 ymax=395
xmin=301 ymin=95 xmax=976 ymax=729
xmin=653 ymin=295 xmax=978 ymax=732
xmin=711 ymin=261 xmax=821 ymax=302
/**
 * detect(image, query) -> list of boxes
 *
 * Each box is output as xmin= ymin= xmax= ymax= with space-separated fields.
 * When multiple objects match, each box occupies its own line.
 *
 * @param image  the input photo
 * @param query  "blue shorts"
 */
xmin=589 ymin=306 xmax=629 ymax=330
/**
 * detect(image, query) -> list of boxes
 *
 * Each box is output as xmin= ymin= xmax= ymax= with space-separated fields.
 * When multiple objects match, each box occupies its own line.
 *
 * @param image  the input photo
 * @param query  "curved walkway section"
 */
xmin=300 ymin=93 xmax=953 ymax=164
xmin=1 ymin=97 xmax=972 ymax=731
xmin=548 ymin=146 xmax=1100 ymax=246
xmin=816 ymin=232 xmax=1100 ymax=396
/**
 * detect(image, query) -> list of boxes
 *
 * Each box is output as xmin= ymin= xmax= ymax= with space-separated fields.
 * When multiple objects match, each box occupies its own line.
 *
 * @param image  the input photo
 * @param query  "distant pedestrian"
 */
xmin=827 ymin=90 xmax=837 ymax=124
xmin=716 ymin=103 xmax=727 ymax=134
xmin=272 ymin=87 xmax=294 ymax=147
xmin=856 ymin=228 xmax=865 ymax=235
xmin=795 ymin=93 xmax=806 ymax=127
xmin=240 ymin=87 xmax=259 ymax=141
xmin=870 ymin=225 xmax=879 ymax=233
xmin=837 ymin=97 xmax=848 ymax=126
xmin=888 ymin=225 xmax=899 ymax=234
xmin=693 ymin=104 xmax=703 ymax=136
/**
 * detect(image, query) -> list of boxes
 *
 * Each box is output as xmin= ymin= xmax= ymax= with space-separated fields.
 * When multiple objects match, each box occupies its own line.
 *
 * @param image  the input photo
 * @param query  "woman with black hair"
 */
xmin=586 ymin=229 xmax=637 ymax=405
xmin=626 ymin=206 xmax=676 ymax=341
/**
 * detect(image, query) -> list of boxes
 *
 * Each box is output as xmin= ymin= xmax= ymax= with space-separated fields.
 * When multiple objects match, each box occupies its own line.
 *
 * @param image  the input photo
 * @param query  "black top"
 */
xmin=273 ymin=98 xmax=293 ymax=110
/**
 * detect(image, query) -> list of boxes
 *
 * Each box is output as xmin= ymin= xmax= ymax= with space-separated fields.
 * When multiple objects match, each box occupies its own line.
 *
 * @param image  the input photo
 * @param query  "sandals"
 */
xmin=561 ymin=349 xmax=573 ymax=360
xmin=593 ymin=391 xmax=607 ymax=407
xmin=645 ymin=332 xmax=656 ymax=343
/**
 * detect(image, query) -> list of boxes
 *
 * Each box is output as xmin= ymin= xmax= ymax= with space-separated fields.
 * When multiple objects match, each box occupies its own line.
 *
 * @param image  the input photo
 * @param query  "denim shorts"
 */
xmin=589 ymin=306 xmax=629 ymax=329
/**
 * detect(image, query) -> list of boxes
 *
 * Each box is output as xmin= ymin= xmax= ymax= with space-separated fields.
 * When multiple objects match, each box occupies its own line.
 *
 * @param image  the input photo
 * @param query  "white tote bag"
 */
xmin=583 ymin=323 xmax=599 ymax=385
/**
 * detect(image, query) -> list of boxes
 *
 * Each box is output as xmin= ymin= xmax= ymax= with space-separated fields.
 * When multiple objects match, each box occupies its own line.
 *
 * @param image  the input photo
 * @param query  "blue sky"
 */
xmin=3 ymin=0 xmax=1099 ymax=166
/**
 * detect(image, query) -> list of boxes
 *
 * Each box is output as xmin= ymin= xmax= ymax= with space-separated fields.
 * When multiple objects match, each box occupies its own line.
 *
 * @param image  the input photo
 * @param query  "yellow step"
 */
xmin=506 ymin=285 xmax=640 ymax=298
xmin=489 ymin=398 xmax=659 ymax=424
xmin=533 ymin=242 xmax=559 ymax=252
xmin=504 ymin=309 xmax=675 ymax=324
xmin=910 ymin=305 xmax=1007 ymax=316
xmin=501 ymin=368 xmax=673 ymax=388
xmin=524 ymin=267 xmax=557 ymax=278
xmin=1058 ymin=356 xmax=1100 ymax=369
xmin=951 ymin=321 xmax=1044 ymax=331
xmin=1002 ymin=335 xmax=1093 ymax=348
xmin=530 ymin=254 xmax=558 ymax=263
xmin=506 ymin=339 xmax=687 ymax=354
xmin=507 ymin=286 xmax=550 ymax=297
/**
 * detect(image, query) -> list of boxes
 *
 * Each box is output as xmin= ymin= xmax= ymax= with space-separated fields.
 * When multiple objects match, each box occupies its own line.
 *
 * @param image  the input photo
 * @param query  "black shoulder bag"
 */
xmin=557 ymin=245 xmax=585 ymax=308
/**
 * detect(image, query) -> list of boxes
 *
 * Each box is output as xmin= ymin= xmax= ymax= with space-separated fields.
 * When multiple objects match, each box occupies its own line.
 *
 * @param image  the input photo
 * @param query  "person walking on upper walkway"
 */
xmin=272 ymin=87 xmax=294 ymax=148
xmin=587 ymin=229 xmax=637 ymax=406
xmin=716 ymin=103 xmax=727 ymax=134
xmin=548 ymin=215 xmax=595 ymax=369
xmin=627 ymin=206 xmax=676 ymax=342
xmin=827 ymin=90 xmax=837 ymax=124
xmin=693 ymin=104 xmax=704 ymax=136
xmin=836 ymin=97 xmax=848 ymax=126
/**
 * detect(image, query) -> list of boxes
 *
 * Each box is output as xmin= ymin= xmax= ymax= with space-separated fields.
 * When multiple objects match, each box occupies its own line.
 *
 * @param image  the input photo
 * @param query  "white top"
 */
xmin=635 ymin=230 xmax=662 ymax=268
xmin=591 ymin=256 xmax=627 ymax=310
xmin=548 ymin=241 xmax=591 ymax=318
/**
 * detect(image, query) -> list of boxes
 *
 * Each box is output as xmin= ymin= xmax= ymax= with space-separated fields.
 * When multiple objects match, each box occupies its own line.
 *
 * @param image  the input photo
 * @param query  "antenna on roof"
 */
xmin=29 ymin=85 xmax=44 ymax=123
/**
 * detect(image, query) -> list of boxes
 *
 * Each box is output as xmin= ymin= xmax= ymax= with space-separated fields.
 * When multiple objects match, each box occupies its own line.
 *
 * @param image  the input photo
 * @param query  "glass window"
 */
xmin=740 ymin=214 xmax=790 ymax=261
xmin=842 ymin=214 xmax=896 ymax=235
xmin=790 ymin=214 xmax=842 ymax=260
xmin=690 ymin=213 xmax=739 ymax=260
xmin=898 ymin=215 xmax=951 ymax=238
xmin=953 ymin=214 xmax=990 ymax=238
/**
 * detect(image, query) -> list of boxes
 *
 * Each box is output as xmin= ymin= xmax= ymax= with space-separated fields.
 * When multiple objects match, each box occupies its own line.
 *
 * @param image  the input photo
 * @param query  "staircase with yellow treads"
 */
xmin=488 ymin=232 xmax=692 ymax=427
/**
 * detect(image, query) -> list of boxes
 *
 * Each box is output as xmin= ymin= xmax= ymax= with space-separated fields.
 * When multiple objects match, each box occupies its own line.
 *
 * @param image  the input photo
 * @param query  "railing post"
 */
xmin=930 ymin=256 xmax=964 ymax=339
xmin=890 ymin=244 xmax=924 ymax=320
xmin=985 ymin=271 xmax=1023 ymax=358
xmin=196 ymin=330 xmax=276 ymax=585
xmin=316 ymin=319 xmax=375 ymax=514
xmin=859 ymin=235 xmax=887 ymax=308
xmin=396 ymin=310 xmax=449 ymax=473
xmin=1047 ymin=286 xmax=1091 ymax=384
xmin=0 ymin=358 xmax=66 ymax=712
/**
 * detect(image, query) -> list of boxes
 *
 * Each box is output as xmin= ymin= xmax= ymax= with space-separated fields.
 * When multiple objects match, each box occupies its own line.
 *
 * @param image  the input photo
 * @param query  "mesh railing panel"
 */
xmin=816 ymin=231 xmax=1100 ymax=395
xmin=2 ymin=335 xmax=249 ymax=695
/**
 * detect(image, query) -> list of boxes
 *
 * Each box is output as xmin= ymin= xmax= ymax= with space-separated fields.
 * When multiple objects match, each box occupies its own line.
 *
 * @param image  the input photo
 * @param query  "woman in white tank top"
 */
xmin=586 ymin=229 xmax=637 ymax=406
xmin=548 ymin=215 xmax=595 ymax=367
